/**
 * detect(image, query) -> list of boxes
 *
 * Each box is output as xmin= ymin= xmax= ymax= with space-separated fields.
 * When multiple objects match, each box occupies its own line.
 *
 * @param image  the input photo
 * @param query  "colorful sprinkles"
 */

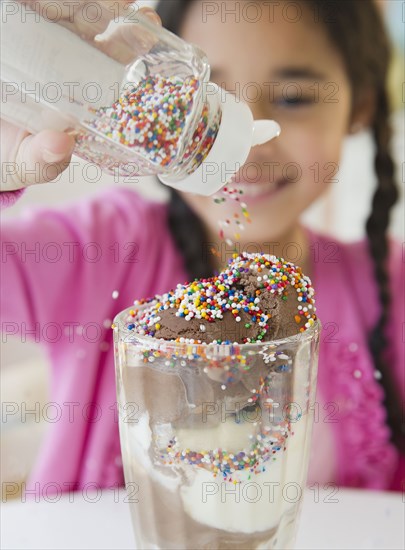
xmin=160 ymin=421 xmax=291 ymax=482
xmin=128 ymin=252 xmax=316 ymax=344
xmin=213 ymin=188 xmax=252 ymax=248
xmin=74 ymin=74 xmax=220 ymax=176
xmin=155 ymin=368 xmax=299 ymax=481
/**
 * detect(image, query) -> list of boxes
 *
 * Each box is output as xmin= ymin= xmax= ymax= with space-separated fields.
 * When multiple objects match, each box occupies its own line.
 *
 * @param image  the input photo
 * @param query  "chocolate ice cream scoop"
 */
xmin=130 ymin=253 xmax=316 ymax=344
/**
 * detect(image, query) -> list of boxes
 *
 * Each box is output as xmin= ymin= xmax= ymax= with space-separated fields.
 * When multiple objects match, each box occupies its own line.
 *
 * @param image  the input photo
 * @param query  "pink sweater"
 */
xmin=1 ymin=187 xmax=403 ymax=493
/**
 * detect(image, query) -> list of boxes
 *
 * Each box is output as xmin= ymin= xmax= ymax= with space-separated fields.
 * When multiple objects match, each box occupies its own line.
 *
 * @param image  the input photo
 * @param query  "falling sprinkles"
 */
xmin=212 ymin=187 xmax=252 ymax=249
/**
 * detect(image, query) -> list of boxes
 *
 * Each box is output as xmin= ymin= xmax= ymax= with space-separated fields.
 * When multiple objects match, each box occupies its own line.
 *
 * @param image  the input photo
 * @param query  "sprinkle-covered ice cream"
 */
xmin=126 ymin=252 xmax=316 ymax=344
xmin=115 ymin=253 xmax=319 ymax=549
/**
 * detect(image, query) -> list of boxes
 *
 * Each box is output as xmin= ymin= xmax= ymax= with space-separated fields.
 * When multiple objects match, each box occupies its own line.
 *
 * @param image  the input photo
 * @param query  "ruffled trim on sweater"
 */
xmin=327 ymin=339 xmax=398 ymax=489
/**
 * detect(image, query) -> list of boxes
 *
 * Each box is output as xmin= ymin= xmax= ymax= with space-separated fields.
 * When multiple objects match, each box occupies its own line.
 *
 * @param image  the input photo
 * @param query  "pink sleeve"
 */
xmin=0 ymin=189 xmax=25 ymax=208
xmin=0 ymin=188 xmax=154 ymax=352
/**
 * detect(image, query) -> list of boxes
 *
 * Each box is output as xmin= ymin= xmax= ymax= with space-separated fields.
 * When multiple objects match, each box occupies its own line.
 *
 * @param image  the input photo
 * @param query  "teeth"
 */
xmin=231 ymin=182 xmax=278 ymax=198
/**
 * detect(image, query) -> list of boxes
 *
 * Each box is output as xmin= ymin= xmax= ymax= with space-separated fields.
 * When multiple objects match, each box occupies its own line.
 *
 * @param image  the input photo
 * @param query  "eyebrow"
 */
xmin=272 ymin=67 xmax=327 ymax=81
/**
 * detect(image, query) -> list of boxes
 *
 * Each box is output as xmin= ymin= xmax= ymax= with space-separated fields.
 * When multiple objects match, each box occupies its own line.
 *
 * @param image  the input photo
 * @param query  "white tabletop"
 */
xmin=1 ymin=488 xmax=403 ymax=549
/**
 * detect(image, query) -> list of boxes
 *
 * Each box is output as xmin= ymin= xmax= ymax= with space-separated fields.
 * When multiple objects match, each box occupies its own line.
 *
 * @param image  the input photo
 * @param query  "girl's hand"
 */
xmin=21 ymin=1 xmax=161 ymax=62
xmin=1 ymin=1 xmax=161 ymax=192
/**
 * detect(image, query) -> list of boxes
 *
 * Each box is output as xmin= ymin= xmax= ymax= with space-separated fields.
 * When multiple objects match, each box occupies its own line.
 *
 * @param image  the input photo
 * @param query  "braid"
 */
xmin=167 ymin=190 xmax=214 ymax=280
xmin=309 ymin=0 xmax=404 ymax=452
xmin=365 ymin=88 xmax=404 ymax=451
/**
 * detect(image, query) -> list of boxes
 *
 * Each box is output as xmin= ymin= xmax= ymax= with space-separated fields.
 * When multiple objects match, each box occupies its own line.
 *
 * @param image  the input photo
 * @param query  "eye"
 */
xmin=273 ymin=95 xmax=315 ymax=108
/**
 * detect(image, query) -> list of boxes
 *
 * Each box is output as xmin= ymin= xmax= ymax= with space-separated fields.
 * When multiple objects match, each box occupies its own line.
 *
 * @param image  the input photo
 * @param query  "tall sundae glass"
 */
xmin=113 ymin=304 xmax=320 ymax=549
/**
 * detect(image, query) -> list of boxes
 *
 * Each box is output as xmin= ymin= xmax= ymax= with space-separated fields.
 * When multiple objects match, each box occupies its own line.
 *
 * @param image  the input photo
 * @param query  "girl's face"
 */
xmin=179 ymin=0 xmax=354 ymax=243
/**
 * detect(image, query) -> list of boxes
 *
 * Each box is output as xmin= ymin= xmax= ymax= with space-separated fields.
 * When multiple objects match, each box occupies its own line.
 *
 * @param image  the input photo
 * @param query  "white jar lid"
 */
xmin=159 ymin=84 xmax=280 ymax=196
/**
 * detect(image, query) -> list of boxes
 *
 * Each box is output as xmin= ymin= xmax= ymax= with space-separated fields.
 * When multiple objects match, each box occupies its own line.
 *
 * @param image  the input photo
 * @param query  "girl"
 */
xmin=1 ymin=0 xmax=403 ymax=495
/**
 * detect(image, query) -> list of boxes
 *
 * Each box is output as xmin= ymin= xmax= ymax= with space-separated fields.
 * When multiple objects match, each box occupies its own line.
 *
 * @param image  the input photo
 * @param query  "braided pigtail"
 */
xmin=365 ymin=89 xmax=403 ymax=451
xmin=309 ymin=0 xmax=404 ymax=452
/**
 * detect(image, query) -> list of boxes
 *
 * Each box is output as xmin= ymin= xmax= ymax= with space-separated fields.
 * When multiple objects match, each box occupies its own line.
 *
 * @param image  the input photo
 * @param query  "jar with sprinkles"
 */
xmin=1 ymin=0 xmax=279 ymax=195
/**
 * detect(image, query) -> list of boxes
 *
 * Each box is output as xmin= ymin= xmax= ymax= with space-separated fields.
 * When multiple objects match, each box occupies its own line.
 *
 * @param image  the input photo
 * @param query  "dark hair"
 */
xmin=156 ymin=0 xmax=403 ymax=451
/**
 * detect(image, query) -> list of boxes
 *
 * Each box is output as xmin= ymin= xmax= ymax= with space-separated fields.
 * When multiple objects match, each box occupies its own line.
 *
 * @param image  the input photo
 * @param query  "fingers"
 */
xmin=71 ymin=0 xmax=145 ymax=41
xmin=21 ymin=0 xmax=134 ymax=41
xmin=3 ymin=128 xmax=75 ymax=191
xmin=63 ymin=1 xmax=126 ymax=40
xmin=139 ymin=7 xmax=162 ymax=26
xmin=20 ymin=1 xmax=162 ymax=64
xmin=94 ymin=7 xmax=162 ymax=64
xmin=94 ymin=22 xmax=156 ymax=64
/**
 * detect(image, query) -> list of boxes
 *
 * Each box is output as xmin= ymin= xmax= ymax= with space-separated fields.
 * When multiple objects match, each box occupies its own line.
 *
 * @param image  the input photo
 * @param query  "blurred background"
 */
xmin=1 ymin=0 xmax=404 ymax=494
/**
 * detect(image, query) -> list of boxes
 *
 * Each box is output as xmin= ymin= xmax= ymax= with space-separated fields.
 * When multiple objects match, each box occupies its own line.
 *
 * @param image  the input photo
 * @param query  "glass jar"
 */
xmin=114 ymin=304 xmax=321 ymax=550
xmin=1 ymin=0 xmax=279 ymax=195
